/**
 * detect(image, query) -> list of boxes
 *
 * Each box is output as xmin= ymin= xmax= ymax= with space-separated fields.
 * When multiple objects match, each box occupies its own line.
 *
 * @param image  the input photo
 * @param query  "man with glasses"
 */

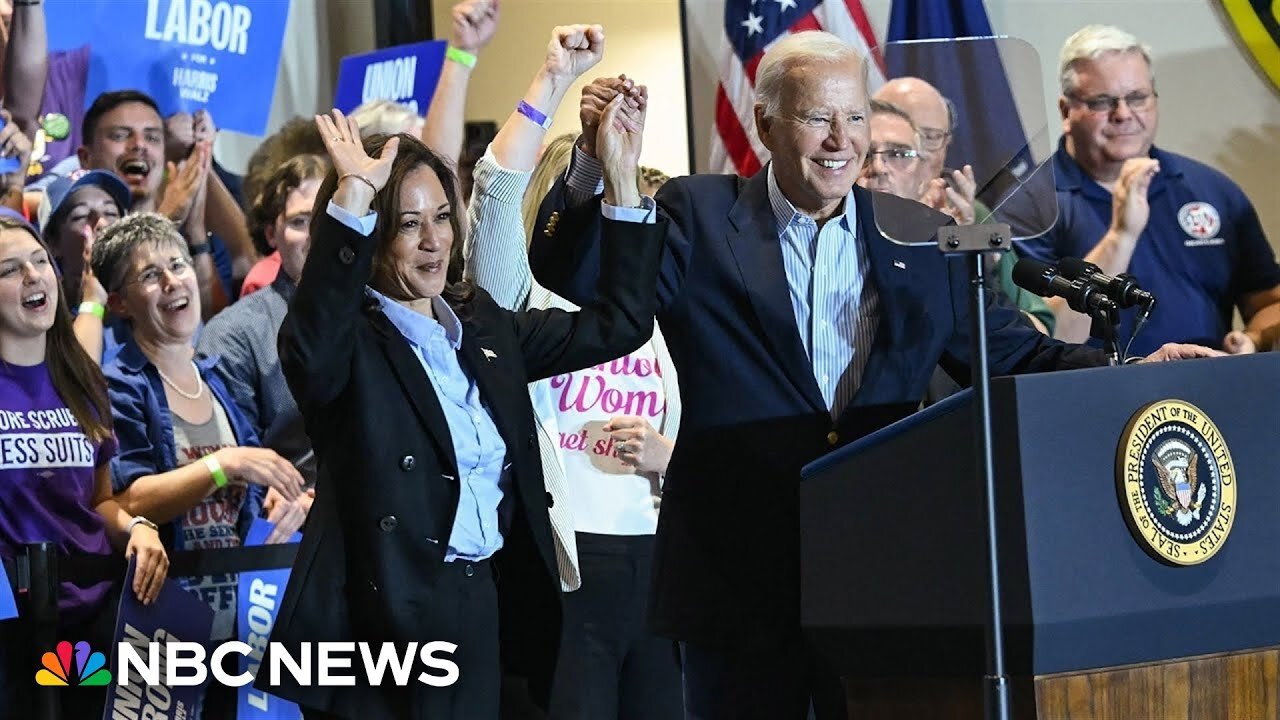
xmin=1017 ymin=25 xmax=1280 ymax=354
xmin=529 ymin=29 xmax=1225 ymax=719
xmin=858 ymin=99 xmax=1053 ymax=336
xmin=873 ymin=77 xmax=974 ymax=219
xmin=858 ymin=100 xmax=925 ymax=200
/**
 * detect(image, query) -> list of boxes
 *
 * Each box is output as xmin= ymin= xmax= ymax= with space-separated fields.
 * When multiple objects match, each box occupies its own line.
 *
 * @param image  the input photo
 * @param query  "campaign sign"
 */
xmin=236 ymin=519 xmax=302 ymax=720
xmin=45 ymin=0 xmax=290 ymax=136
xmin=0 ymin=571 xmax=15 ymax=620
xmin=104 ymin=560 xmax=214 ymax=720
xmin=333 ymin=40 xmax=448 ymax=115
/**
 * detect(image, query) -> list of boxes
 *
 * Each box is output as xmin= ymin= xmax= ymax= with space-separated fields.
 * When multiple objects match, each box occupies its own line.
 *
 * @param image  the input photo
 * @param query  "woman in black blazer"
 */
xmin=258 ymin=25 xmax=659 ymax=720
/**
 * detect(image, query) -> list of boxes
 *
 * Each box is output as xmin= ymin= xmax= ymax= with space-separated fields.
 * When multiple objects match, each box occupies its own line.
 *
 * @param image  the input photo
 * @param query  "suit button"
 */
xmin=546 ymin=492 xmax=554 ymax=508
xmin=464 ymin=563 xmax=476 ymax=578
xmin=399 ymin=455 xmax=415 ymax=471
xmin=339 ymin=246 xmax=356 ymax=265
xmin=827 ymin=431 xmax=839 ymax=446
xmin=379 ymin=516 xmax=398 ymax=532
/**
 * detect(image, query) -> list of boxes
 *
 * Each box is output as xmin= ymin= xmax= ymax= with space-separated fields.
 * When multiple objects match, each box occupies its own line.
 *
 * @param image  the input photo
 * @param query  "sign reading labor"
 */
xmin=46 ymin=0 xmax=291 ymax=136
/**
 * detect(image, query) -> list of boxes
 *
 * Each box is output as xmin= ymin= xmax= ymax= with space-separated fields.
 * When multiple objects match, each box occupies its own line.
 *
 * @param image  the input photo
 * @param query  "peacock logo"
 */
xmin=34 ymin=640 xmax=112 ymax=686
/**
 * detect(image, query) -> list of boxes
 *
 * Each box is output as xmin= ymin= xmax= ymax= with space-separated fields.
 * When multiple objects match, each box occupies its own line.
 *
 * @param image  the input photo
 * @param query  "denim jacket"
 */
xmin=104 ymin=339 xmax=265 ymax=548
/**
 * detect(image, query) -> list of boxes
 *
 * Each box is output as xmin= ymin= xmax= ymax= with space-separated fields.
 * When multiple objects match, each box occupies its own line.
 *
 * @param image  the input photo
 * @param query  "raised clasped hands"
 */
xmin=579 ymin=75 xmax=647 ymax=158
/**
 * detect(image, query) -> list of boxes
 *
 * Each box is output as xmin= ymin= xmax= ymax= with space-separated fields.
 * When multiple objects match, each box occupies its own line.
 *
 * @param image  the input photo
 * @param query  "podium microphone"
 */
xmin=1012 ymin=257 xmax=1117 ymax=315
xmin=1057 ymin=257 xmax=1156 ymax=310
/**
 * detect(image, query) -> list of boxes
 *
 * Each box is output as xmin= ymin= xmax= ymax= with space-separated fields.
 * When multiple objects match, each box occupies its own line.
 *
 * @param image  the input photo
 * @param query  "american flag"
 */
xmin=710 ymin=0 xmax=885 ymax=176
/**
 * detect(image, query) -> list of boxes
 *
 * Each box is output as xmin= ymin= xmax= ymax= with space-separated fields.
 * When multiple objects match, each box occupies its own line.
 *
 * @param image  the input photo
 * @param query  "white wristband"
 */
xmin=127 ymin=516 xmax=158 ymax=534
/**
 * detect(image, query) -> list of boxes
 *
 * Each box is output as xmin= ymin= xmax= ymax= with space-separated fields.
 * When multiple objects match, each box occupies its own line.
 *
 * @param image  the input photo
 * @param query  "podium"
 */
xmin=799 ymin=354 xmax=1280 ymax=719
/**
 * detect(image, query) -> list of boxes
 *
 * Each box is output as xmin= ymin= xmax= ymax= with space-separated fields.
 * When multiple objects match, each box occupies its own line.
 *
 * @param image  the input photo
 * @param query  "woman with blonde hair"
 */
xmin=465 ymin=59 xmax=684 ymax=720
xmin=521 ymin=133 xmax=576 ymax=242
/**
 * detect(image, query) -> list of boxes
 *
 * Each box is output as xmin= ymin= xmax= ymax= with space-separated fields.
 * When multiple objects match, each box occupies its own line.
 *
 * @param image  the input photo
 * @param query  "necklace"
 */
xmin=156 ymin=361 xmax=204 ymax=401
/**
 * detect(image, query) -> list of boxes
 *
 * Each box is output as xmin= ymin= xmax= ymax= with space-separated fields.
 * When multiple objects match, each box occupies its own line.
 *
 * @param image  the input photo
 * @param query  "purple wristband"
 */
xmin=516 ymin=100 xmax=553 ymax=130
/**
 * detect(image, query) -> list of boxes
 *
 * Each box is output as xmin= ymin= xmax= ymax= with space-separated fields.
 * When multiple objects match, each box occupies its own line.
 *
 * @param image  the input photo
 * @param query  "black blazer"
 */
xmin=531 ymin=171 xmax=1106 ymax=651
xmin=258 ymin=211 xmax=662 ymax=718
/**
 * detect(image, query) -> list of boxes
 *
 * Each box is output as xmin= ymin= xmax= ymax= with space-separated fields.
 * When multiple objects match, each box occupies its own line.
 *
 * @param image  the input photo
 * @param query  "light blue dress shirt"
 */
xmin=563 ymin=155 xmax=879 ymax=417
xmin=327 ymin=200 xmax=510 ymax=561
xmin=764 ymin=164 xmax=879 ymax=416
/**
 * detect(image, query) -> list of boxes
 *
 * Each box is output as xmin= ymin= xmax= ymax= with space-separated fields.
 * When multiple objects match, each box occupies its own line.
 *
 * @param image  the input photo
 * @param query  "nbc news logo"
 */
xmin=35 ymin=640 xmax=113 ymax=687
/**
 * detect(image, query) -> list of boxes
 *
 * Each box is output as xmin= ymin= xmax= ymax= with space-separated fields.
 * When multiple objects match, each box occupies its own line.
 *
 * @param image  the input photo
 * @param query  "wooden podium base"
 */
xmin=843 ymin=646 xmax=1279 ymax=719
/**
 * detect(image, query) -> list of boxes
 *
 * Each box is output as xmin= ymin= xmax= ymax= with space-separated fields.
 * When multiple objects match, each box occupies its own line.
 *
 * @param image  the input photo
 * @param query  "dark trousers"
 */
xmin=302 ymin=558 xmax=500 ymax=720
xmin=548 ymin=532 xmax=682 ymax=720
xmin=681 ymin=634 xmax=847 ymax=720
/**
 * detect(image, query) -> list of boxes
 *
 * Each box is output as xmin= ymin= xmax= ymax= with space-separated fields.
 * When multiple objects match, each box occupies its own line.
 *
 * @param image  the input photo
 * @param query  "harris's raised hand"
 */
xmin=316 ymin=109 xmax=400 ymax=215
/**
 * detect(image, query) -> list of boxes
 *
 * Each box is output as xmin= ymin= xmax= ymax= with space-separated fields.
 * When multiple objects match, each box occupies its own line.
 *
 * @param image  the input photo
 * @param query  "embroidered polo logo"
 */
xmin=1177 ymin=202 xmax=1221 ymax=243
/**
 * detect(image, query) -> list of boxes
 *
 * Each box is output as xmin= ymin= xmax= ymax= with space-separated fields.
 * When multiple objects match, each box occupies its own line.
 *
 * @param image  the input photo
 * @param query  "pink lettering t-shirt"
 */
xmin=548 ymin=343 xmax=667 ymax=535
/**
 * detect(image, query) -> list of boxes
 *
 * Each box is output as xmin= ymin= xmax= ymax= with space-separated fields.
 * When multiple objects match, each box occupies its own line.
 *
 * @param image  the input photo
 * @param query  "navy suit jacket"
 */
xmin=531 ymin=170 xmax=1106 ymax=650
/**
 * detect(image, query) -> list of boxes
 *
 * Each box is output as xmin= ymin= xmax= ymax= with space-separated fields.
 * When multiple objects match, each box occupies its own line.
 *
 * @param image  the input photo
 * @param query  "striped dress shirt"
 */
xmin=765 ymin=164 xmax=879 ymax=417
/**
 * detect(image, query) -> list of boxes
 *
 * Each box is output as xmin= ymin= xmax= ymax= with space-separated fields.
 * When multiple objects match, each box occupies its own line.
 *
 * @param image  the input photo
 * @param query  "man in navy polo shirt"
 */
xmin=1017 ymin=24 xmax=1280 ymax=356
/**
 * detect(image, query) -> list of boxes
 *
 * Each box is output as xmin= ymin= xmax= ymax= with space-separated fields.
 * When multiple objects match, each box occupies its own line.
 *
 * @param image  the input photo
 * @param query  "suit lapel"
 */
xmin=726 ymin=171 xmax=827 ymax=415
xmin=848 ymin=186 xmax=908 ymax=408
xmin=368 ymin=310 xmax=459 ymax=477
xmin=457 ymin=320 xmax=523 ymax=460
xmin=846 ymin=188 xmax=952 ymax=410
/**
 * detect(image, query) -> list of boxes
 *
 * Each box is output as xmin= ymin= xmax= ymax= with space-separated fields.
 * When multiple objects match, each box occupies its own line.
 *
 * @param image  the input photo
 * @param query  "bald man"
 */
xmin=874 ymin=76 xmax=1055 ymax=336
xmin=874 ymin=77 xmax=953 ymax=182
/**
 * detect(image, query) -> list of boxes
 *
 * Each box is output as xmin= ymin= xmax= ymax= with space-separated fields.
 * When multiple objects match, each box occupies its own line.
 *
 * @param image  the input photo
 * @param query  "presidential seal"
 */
xmin=1116 ymin=400 xmax=1236 ymax=566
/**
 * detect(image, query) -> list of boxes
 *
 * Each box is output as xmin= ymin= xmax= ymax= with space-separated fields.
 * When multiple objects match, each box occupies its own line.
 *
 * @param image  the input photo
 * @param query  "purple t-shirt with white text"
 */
xmin=0 ymin=361 xmax=115 ymax=623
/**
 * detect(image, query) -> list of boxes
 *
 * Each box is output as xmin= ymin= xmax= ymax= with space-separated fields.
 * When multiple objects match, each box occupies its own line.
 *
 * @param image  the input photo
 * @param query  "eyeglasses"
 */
xmin=126 ymin=258 xmax=193 ymax=290
xmin=864 ymin=148 xmax=920 ymax=169
xmin=918 ymin=128 xmax=951 ymax=152
xmin=1068 ymin=90 xmax=1157 ymax=114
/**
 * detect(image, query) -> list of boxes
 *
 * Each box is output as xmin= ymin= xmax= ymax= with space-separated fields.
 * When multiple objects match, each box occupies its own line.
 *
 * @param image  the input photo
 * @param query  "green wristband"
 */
xmin=77 ymin=301 xmax=105 ymax=319
xmin=445 ymin=46 xmax=477 ymax=69
xmin=203 ymin=454 xmax=229 ymax=488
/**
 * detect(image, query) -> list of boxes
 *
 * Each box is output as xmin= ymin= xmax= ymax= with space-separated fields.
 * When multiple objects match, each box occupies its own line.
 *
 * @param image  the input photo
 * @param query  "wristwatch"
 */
xmin=127 ymin=516 xmax=159 ymax=534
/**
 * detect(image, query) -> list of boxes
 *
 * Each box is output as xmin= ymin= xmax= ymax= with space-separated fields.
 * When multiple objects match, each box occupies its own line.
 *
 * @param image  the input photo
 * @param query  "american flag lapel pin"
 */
xmin=893 ymin=260 xmax=907 ymax=269
xmin=481 ymin=348 xmax=497 ymax=361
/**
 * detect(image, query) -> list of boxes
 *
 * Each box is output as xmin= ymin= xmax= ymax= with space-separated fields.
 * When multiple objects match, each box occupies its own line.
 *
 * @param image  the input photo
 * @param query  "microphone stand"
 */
xmin=1090 ymin=301 xmax=1122 ymax=365
xmin=937 ymin=223 xmax=1013 ymax=720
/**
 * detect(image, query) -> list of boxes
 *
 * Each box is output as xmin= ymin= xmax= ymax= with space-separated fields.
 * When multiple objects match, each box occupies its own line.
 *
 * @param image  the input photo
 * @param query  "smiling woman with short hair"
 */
xmin=92 ymin=211 xmax=307 ymax=719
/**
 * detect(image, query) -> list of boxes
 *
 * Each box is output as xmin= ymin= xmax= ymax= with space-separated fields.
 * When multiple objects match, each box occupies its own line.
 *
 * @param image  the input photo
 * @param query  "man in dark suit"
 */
xmin=530 ymin=31 xmax=1218 ymax=720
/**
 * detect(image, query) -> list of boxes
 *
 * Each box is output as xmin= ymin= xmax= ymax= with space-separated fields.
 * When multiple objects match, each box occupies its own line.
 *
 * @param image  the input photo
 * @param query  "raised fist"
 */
xmin=450 ymin=0 xmax=500 ymax=53
xmin=545 ymin=24 xmax=605 ymax=81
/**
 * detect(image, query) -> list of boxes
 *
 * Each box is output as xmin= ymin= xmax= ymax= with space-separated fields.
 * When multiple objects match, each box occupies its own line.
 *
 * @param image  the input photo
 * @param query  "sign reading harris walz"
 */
xmin=1116 ymin=399 xmax=1237 ymax=566
xmin=46 ymin=0 xmax=291 ymax=136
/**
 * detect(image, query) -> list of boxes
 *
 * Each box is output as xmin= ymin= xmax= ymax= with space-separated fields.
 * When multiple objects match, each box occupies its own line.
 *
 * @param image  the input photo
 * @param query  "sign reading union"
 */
xmin=1115 ymin=399 xmax=1237 ymax=566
